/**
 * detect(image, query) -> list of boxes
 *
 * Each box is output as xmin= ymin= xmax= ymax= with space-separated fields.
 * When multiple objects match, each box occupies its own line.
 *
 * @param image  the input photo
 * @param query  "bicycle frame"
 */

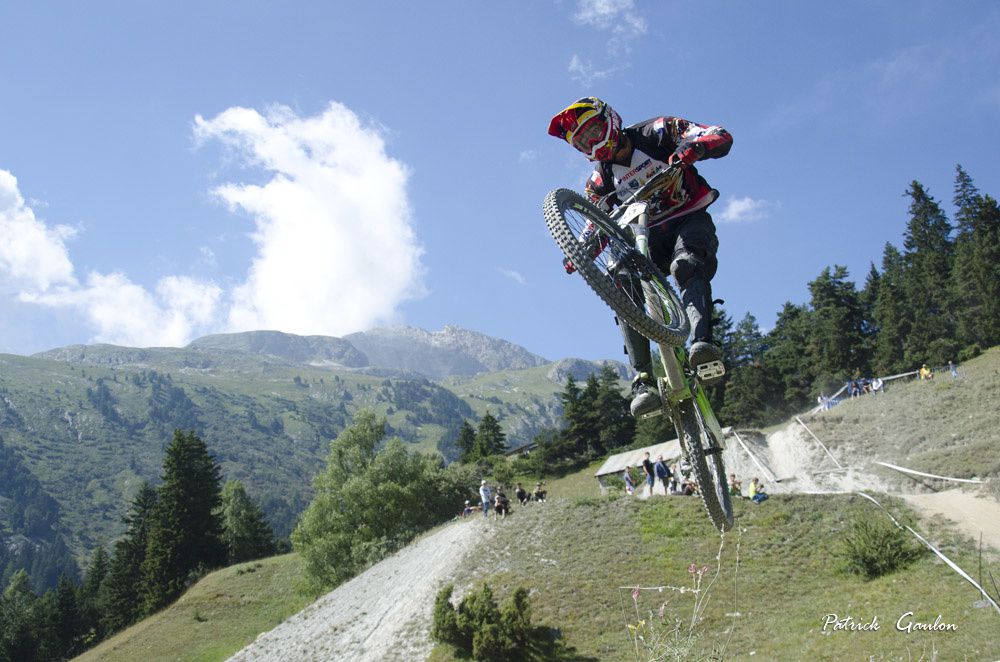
xmin=619 ymin=199 xmax=727 ymax=451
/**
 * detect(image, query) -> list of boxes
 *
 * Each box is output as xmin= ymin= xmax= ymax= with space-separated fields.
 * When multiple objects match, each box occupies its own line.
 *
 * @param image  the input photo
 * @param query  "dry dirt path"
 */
xmin=903 ymin=489 xmax=1000 ymax=553
xmin=228 ymin=517 xmax=492 ymax=662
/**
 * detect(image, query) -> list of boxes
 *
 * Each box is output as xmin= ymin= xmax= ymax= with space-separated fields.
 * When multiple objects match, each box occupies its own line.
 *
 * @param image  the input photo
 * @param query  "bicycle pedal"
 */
xmin=695 ymin=360 xmax=725 ymax=382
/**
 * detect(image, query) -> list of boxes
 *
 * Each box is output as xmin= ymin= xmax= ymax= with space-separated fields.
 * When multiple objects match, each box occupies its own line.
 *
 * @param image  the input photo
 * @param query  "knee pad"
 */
xmin=670 ymin=252 xmax=705 ymax=286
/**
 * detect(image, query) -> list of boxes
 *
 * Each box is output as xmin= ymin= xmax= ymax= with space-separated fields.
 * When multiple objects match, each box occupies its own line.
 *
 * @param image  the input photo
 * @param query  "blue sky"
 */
xmin=1 ymin=1 xmax=998 ymax=362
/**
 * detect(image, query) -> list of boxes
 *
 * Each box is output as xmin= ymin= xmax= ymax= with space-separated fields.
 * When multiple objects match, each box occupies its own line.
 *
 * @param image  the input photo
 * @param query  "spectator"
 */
xmin=870 ymin=377 xmax=884 ymax=394
xmin=949 ymin=360 xmax=959 ymax=378
xmin=514 ymin=482 xmax=529 ymax=506
xmin=669 ymin=463 xmax=680 ymax=493
xmin=642 ymin=452 xmax=655 ymax=494
xmin=494 ymin=489 xmax=510 ymax=519
xmin=623 ymin=468 xmax=635 ymax=495
xmin=728 ymin=473 xmax=742 ymax=497
xmin=654 ymin=455 xmax=672 ymax=494
xmin=533 ymin=482 xmax=547 ymax=502
xmin=460 ymin=500 xmax=474 ymax=518
xmin=479 ymin=480 xmax=492 ymax=518
xmin=919 ymin=364 xmax=934 ymax=380
xmin=748 ymin=477 xmax=769 ymax=504
xmin=681 ymin=479 xmax=696 ymax=496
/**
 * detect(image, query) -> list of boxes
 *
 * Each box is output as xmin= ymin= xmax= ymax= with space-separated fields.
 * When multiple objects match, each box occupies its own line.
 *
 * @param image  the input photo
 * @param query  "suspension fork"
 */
xmin=634 ymin=208 xmax=687 ymax=397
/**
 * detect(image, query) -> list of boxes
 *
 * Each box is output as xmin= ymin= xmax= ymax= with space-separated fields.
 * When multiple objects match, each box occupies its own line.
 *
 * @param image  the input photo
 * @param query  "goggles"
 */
xmin=569 ymin=113 xmax=612 ymax=159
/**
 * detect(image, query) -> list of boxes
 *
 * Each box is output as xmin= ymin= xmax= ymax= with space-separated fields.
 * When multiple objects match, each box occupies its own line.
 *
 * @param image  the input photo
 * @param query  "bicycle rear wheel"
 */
xmin=675 ymin=398 xmax=733 ymax=532
xmin=543 ymin=188 xmax=689 ymax=346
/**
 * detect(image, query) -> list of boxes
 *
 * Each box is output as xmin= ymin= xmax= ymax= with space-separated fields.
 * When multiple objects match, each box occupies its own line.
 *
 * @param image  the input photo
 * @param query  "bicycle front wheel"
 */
xmin=543 ymin=188 xmax=689 ymax=346
xmin=675 ymin=398 xmax=733 ymax=532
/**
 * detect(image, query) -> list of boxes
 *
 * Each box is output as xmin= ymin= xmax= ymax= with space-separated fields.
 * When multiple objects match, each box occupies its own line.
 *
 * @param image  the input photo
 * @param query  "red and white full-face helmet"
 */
xmin=547 ymin=97 xmax=623 ymax=162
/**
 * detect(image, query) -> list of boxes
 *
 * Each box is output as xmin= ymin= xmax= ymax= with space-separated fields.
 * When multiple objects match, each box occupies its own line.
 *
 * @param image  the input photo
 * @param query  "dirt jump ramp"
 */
xmin=228 ymin=518 xmax=492 ymax=661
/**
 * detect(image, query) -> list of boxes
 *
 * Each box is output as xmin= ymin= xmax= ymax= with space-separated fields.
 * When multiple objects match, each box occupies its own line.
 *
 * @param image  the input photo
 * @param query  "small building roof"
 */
xmin=592 ymin=427 xmax=733 ymax=479
xmin=593 ymin=439 xmax=681 ymax=478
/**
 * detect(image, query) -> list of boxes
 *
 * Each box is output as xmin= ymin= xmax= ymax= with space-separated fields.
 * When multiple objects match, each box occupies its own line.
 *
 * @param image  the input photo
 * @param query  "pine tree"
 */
xmin=806 ymin=265 xmax=867 ymax=384
xmin=873 ymin=243 xmax=910 ymax=373
xmin=594 ymin=365 xmax=634 ymax=455
xmin=728 ymin=312 xmax=767 ymax=367
xmin=99 ymin=483 xmax=157 ymax=633
xmin=52 ymin=574 xmax=80 ymax=659
xmin=142 ymin=430 xmax=225 ymax=613
xmin=950 ymin=166 xmax=1000 ymax=352
xmin=764 ymin=302 xmax=814 ymax=408
xmin=219 ymin=480 xmax=277 ymax=565
xmin=859 ymin=263 xmax=880 ymax=362
xmin=559 ymin=374 xmax=600 ymax=459
xmin=455 ymin=421 xmax=477 ymax=463
xmin=473 ymin=412 xmax=507 ymax=458
xmin=968 ymin=195 xmax=1000 ymax=348
xmin=78 ymin=545 xmax=109 ymax=643
xmin=719 ymin=362 xmax=782 ymax=427
xmin=901 ymin=181 xmax=957 ymax=365
xmin=1 ymin=570 xmax=39 ymax=662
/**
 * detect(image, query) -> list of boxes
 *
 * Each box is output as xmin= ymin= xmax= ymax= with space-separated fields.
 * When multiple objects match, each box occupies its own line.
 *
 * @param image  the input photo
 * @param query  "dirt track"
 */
xmin=227 ymin=517 xmax=492 ymax=661
xmin=903 ymin=489 xmax=1000 ymax=553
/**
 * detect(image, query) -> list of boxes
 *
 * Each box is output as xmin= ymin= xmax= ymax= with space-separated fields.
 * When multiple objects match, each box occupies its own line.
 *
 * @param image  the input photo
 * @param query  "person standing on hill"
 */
xmin=641 ymin=452 xmax=656 ymax=494
xmin=548 ymin=97 xmax=733 ymax=417
xmin=654 ymin=455 xmax=672 ymax=494
xmin=479 ymin=480 xmax=492 ymax=518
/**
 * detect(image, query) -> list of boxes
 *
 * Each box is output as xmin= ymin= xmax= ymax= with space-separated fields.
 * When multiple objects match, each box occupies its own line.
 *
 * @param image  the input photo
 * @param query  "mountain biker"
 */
xmin=548 ymin=97 xmax=733 ymax=416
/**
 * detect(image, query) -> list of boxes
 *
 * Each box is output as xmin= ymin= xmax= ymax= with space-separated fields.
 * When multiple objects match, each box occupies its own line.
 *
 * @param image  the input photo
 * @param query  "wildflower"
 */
xmin=687 ymin=563 xmax=697 ymax=574
xmin=632 ymin=586 xmax=641 ymax=602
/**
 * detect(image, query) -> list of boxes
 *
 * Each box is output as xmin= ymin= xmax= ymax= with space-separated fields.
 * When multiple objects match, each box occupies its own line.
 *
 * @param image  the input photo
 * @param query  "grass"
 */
xmin=801 ymin=347 xmax=1000 ymax=488
xmin=75 ymin=554 xmax=312 ymax=662
xmin=431 ymin=490 xmax=999 ymax=660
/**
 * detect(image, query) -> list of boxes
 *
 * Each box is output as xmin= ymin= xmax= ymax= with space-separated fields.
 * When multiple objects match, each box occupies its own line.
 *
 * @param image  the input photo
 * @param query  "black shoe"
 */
xmin=689 ymin=341 xmax=725 ymax=385
xmin=630 ymin=373 xmax=661 ymax=417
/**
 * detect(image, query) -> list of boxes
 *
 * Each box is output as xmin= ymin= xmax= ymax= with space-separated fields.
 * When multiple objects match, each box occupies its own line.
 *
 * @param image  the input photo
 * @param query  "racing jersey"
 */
xmin=585 ymin=116 xmax=732 ymax=228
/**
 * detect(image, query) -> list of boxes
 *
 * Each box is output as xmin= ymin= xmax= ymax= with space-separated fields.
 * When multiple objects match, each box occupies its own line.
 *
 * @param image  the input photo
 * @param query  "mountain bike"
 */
xmin=543 ymin=166 xmax=734 ymax=532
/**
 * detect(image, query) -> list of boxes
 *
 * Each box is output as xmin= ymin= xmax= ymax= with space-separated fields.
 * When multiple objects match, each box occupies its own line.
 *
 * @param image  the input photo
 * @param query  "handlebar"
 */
xmin=608 ymin=165 xmax=684 ymax=221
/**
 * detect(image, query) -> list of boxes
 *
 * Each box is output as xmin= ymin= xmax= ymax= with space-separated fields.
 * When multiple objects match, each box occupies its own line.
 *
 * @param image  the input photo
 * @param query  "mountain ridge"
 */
xmin=32 ymin=325 xmax=552 ymax=381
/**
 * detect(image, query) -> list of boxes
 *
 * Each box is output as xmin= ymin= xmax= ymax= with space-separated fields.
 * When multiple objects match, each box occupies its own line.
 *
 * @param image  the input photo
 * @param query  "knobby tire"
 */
xmin=676 ymin=398 xmax=734 ymax=532
xmin=543 ymin=188 xmax=689 ymax=347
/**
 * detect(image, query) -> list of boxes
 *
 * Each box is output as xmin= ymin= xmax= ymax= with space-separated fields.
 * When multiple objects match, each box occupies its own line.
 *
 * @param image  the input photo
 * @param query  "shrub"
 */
xmin=841 ymin=516 xmax=922 ymax=580
xmin=499 ymin=587 xmax=531 ymax=646
xmin=431 ymin=582 xmax=534 ymax=660
xmin=431 ymin=585 xmax=461 ymax=646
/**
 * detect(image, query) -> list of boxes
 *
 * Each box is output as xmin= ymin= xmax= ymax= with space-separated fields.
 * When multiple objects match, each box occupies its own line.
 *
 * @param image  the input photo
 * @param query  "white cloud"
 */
xmin=2 ymin=168 xmax=223 ymax=347
xmin=194 ymin=102 xmax=425 ymax=336
xmin=572 ymin=0 xmax=646 ymax=56
xmin=0 ymin=171 xmax=78 ymax=292
xmin=1 ymin=101 xmax=424 ymax=349
xmin=24 ymin=273 xmax=222 ymax=347
xmin=518 ymin=149 xmax=539 ymax=163
xmin=568 ymin=54 xmax=621 ymax=86
xmin=716 ymin=197 xmax=779 ymax=224
xmin=497 ymin=268 xmax=526 ymax=285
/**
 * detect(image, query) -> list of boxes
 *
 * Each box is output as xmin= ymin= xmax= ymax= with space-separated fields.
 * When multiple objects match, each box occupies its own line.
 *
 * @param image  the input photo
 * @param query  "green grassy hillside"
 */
xmin=0 ymin=352 xmax=471 ymax=560
xmin=1 ymin=338 xmax=621 ymax=590
xmin=801 ymin=346 xmax=1000 ymax=486
xmin=435 ymin=492 xmax=998 ymax=660
xmin=75 ymin=554 xmax=309 ymax=662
